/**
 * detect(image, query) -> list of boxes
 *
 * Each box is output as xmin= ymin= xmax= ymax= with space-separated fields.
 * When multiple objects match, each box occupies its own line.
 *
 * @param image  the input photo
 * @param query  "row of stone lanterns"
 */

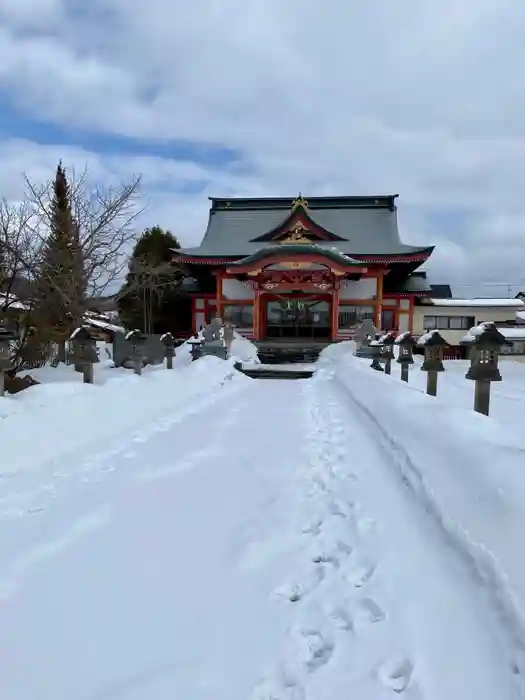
xmin=1 ymin=318 xmax=234 ymax=395
xmin=364 ymin=322 xmax=508 ymax=417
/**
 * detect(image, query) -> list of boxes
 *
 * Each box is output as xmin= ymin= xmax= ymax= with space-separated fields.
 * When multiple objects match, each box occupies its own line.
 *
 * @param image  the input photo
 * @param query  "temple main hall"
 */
xmin=173 ymin=194 xmax=434 ymax=341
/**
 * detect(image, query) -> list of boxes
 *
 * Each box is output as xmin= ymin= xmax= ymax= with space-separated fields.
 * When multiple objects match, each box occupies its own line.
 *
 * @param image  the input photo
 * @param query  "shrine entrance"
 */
xmin=264 ymin=296 xmax=331 ymax=340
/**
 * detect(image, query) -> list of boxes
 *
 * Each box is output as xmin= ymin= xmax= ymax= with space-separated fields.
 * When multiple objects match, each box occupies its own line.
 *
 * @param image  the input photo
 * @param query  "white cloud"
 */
xmin=0 ymin=0 xmax=525 ymax=294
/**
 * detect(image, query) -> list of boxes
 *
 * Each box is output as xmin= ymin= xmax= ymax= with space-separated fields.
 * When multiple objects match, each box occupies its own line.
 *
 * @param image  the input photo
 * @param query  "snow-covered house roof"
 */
xmin=84 ymin=317 xmax=125 ymax=334
xmin=460 ymin=321 xmax=518 ymax=344
xmin=424 ymin=298 xmax=525 ymax=308
xmin=0 ymin=292 xmax=29 ymax=311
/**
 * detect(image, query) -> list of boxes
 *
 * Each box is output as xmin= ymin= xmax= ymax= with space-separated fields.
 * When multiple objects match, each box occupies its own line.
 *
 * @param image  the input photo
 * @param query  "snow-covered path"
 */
xmin=1 ymin=369 xmax=524 ymax=699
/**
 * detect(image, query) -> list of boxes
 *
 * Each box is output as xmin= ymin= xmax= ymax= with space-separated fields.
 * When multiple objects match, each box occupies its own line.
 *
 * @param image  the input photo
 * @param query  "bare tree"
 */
xmin=24 ymin=166 xmax=144 ymax=304
xmin=116 ymin=255 xmax=183 ymax=334
xmin=0 ymin=199 xmax=37 ymax=311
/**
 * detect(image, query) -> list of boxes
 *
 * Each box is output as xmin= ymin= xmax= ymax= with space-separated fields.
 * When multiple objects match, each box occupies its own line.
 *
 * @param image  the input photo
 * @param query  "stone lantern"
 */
xmin=460 ymin=322 xmax=510 ymax=416
xmin=160 ymin=332 xmax=176 ymax=370
xmin=201 ymin=319 xmax=228 ymax=360
xmin=369 ymin=337 xmax=384 ymax=371
xmin=125 ymin=329 xmax=147 ymax=375
xmin=380 ymin=332 xmax=396 ymax=375
xmin=395 ymin=331 xmax=417 ymax=383
xmin=0 ymin=321 xmax=19 ymax=396
xmin=222 ymin=320 xmax=235 ymax=357
xmin=418 ymin=330 xmax=449 ymax=396
xmin=187 ymin=333 xmax=204 ymax=361
xmin=69 ymin=326 xmax=98 ymax=384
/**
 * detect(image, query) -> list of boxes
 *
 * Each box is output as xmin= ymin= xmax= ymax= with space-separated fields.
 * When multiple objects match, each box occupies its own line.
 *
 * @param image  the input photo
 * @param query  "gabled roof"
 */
xmin=176 ymin=196 xmax=433 ymax=261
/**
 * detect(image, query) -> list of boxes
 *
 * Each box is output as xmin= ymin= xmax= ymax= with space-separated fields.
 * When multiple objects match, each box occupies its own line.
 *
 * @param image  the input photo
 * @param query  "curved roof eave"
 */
xmin=227 ymin=244 xmax=364 ymax=267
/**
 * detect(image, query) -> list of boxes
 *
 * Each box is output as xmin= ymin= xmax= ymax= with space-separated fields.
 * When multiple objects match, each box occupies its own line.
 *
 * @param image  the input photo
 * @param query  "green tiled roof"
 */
xmin=227 ymin=244 xmax=365 ymax=268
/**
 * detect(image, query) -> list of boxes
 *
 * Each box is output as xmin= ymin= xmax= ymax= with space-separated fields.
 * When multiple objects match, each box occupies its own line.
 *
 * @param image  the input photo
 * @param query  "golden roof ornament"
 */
xmin=291 ymin=193 xmax=308 ymax=210
xmin=280 ymin=221 xmax=311 ymax=244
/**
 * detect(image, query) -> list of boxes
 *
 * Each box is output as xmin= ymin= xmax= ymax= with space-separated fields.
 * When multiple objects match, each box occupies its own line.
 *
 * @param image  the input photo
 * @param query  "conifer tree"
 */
xmin=118 ymin=226 xmax=188 ymax=333
xmin=35 ymin=162 xmax=86 ymax=341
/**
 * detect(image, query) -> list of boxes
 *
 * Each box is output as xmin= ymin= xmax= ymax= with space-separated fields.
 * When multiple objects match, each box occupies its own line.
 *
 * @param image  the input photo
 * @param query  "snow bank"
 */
xmin=321 ymin=347 xmax=525 ymax=651
xmin=229 ymin=333 xmax=260 ymax=364
xmin=1 ymin=356 xmax=250 ymax=478
xmin=174 ymin=330 xmax=260 ymax=367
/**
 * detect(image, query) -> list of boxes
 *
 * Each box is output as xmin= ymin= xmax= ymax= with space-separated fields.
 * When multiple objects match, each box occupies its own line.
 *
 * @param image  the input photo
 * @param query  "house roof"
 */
xmin=176 ymin=196 xmax=433 ymax=261
xmin=389 ymin=275 xmax=432 ymax=295
xmin=429 ymin=284 xmax=452 ymax=298
xmin=423 ymin=298 xmax=525 ymax=308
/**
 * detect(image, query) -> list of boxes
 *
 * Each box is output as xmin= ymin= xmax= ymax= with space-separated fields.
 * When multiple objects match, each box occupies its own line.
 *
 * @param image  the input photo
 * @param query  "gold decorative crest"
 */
xmin=291 ymin=194 xmax=308 ymax=210
xmin=279 ymin=222 xmax=311 ymax=244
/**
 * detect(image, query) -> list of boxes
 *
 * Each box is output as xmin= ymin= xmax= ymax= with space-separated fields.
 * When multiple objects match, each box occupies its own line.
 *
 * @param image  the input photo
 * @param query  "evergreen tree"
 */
xmin=34 ymin=162 xmax=86 ymax=341
xmin=118 ymin=226 xmax=189 ymax=333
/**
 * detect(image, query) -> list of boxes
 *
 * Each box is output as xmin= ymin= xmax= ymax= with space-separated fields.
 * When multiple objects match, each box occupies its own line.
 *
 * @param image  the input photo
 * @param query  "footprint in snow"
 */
xmin=379 ymin=657 xmax=414 ymax=693
xmin=301 ymin=519 xmax=323 ymax=536
xmin=327 ymin=499 xmax=352 ymax=518
xmin=275 ymin=564 xmax=326 ymax=602
xmin=347 ymin=562 xmax=377 ymax=588
xmin=310 ymin=539 xmax=353 ymax=569
xmin=327 ymin=603 xmax=354 ymax=632
xmin=292 ymin=627 xmax=335 ymax=672
xmin=358 ymin=597 xmax=385 ymax=624
xmin=250 ymin=673 xmax=305 ymax=699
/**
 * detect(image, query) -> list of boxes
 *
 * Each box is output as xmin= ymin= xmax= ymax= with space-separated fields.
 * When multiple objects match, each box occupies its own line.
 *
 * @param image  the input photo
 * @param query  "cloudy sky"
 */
xmin=1 ymin=0 xmax=525 ymax=296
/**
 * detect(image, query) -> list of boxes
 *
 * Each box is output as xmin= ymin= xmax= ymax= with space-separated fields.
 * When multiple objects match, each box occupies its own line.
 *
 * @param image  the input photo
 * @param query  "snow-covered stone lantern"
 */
xmin=201 ymin=319 xmax=227 ymax=360
xmin=460 ymin=322 xmax=510 ymax=416
xmin=0 ymin=321 xmax=19 ymax=396
xmin=354 ymin=320 xmax=378 ymax=358
xmin=125 ymin=329 xmax=147 ymax=376
xmin=69 ymin=326 xmax=98 ymax=384
xmin=418 ymin=330 xmax=449 ymax=396
xmin=380 ymin=331 xmax=396 ymax=375
xmin=395 ymin=331 xmax=417 ymax=383
xmin=160 ymin=332 xmax=176 ymax=370
xmin=187 ymin=333 xmax=204 ymax=361
xmin=222 ymin=320 xmax=235 ymax=357
xmin=369 ymin=335 xmax=384 ymax=372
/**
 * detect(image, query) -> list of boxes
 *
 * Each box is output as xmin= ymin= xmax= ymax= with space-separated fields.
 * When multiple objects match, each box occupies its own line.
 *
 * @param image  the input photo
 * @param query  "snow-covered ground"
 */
xmin=1 ymin=345 xmax=525 ymax=699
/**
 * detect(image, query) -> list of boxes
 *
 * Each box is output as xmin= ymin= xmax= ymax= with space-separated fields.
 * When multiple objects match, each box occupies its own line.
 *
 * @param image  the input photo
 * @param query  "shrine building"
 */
xmin=172 ymin=195 xmax=434 ymax=342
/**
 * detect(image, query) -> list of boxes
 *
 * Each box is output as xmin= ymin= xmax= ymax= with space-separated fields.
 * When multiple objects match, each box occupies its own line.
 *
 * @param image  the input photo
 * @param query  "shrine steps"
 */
xmin=254 ymin=339 xmax=330 ymax=365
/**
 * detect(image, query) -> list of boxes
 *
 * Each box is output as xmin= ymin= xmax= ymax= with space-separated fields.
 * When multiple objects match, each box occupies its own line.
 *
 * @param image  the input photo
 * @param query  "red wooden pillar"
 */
xmin=216 ymin=272 xmax=223 ymax=319
xmin=331 ymin=285 xmax=340 ymax=341
xmin=408 ymin=296 xmax=415 ymax=333
xmin=375 ymin=270 xmax=384 ymax=329
xmin=253 ymin=289 xmax=262 ymax=340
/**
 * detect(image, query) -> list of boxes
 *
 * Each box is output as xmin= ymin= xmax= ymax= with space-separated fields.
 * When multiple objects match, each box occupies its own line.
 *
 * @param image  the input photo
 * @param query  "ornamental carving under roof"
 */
xmin=278 ymin=221 xmax=311 ymax=244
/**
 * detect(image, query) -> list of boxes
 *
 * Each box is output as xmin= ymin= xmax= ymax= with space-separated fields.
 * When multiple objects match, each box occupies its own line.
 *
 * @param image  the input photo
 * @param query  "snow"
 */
xmin=417 ymin=329 xmax=446 ymax=345
xmin=0 ymin=292 xmax=28 ymax=310
xmin=394 ymin=330 xmax=413 ymax=344
xmin=500 ymin=327 xmax=525 ymax=340
xmin=124 ymin=329 xmax=144 ymax=341
xmin=173 ymin=330 xmax=260 ymax=367
xmin=425 ymin=298 xmax=525 ymax=308
xmin=2 ymin=343 xmax=525 ymax=699
xmin=460 ymin=320 xmax=515 ymax=345
xmin=517 ymin=311 xmax=525 ymax=323
xmin=84 ymin=316 xmax=126 ymax=334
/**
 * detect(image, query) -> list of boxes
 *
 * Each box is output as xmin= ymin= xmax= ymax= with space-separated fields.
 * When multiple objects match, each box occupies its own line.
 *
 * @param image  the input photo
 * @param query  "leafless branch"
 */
xmin=23 ymin=166 xmax=145 ymax=300
xmin=0 ymin=199 xmax=39 ymax=312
